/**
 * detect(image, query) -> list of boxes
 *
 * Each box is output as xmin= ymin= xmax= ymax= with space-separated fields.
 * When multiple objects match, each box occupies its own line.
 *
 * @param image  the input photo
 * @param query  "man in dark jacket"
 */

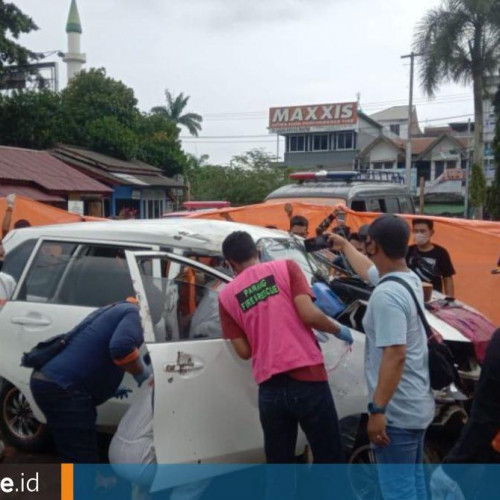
xmin=30 ymin=298 xmax=157 ymax=463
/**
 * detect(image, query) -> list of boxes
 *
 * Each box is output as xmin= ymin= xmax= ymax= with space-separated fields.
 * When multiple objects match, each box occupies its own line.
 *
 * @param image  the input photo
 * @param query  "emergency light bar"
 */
xmin=290 ymin=171 xmax=359 ymax=182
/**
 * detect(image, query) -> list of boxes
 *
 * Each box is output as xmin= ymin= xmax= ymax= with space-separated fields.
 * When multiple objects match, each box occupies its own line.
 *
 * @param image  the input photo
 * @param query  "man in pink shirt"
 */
xmin=219 ymin=231 xmax=352 ymax=463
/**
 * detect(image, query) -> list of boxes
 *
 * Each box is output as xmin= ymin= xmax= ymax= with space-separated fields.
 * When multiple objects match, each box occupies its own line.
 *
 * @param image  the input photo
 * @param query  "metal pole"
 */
xmin=464 ymin=118 xmax=472 ymax=218
xmin=401 ymin=52 xmax=415 ymax=190
xmin=276 ymin=134 xmax=280 ymax=160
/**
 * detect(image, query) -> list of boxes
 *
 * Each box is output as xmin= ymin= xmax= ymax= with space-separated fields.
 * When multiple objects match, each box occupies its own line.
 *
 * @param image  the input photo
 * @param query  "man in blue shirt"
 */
xmin=30 ymin=299 xmax=153 ymax=463
xmin=329 ymin=215 xmax=434 ymax=500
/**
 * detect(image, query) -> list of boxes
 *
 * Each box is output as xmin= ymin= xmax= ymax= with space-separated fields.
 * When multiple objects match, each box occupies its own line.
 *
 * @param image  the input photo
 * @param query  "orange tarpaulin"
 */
xmin=0 ymin=196 xmax=104 ymax=230
xmin=188 ymin=202 xmax=500 ymax=325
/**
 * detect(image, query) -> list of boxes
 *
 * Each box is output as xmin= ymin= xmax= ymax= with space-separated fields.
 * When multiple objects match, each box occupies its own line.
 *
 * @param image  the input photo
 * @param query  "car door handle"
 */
xmin=164 ymin=351 xmax=204 ymax=375
xmin=11 ymin=316 xmax=52 ymax=327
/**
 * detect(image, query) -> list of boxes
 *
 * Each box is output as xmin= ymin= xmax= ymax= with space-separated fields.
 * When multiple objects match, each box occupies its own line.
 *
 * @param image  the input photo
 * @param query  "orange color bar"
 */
xmin=61 ymin=464 xmax=74 ymax=500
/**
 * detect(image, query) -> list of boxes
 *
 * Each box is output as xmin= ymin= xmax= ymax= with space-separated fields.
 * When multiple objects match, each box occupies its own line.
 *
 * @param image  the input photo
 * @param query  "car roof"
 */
xmin=4 ymin=218 xmax=289 ymax=254
xmin=266 ymin=182 xmax=410 ymax=201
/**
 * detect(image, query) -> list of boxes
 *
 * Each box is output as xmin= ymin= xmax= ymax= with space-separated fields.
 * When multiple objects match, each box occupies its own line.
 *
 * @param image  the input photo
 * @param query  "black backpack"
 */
xmin=378 ymin=276 xmax=461 ymax=391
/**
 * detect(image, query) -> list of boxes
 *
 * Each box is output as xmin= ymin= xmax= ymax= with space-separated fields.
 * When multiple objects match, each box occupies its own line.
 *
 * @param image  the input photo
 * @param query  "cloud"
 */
xmin=178 ymin=0 xmax=335 ymax=30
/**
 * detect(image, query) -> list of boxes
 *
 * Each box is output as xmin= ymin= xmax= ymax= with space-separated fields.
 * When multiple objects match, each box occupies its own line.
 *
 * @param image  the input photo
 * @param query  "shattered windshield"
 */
xmin=257 ymin=237 xmax=330 ymax=283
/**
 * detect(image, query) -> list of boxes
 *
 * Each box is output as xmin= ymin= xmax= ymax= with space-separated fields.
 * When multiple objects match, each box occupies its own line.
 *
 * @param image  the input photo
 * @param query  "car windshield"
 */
xmin=257 ymin=237 xmax=330 ymax=283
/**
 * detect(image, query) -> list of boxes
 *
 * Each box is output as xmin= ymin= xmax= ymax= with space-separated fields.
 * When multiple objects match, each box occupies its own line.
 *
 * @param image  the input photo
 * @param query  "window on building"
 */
xmin=312 ymin=134 xmax=329 ymax=151
xmin=446 ymin=160 xmax=457 ymax=170
xmin=435 ymin=161 xmax=445 ymax=179
xmin=289 ymin=135 xmax=307 ymax=152
xmin=372 ymin=162 xmax=384 ymax=170
xmin=390 ymin=124 xmax=400 ymax=136
xmin=337 ymin=131 xmax=354 ymax=150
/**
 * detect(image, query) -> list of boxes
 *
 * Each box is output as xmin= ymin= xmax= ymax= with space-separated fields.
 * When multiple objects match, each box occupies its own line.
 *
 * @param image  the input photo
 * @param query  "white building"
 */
xmin=62 ymin=0 xmax=86 ymax=82
xmin=483 ymin=75 xmax=499 ymax=180
xmin=369 ymin=105 xmax=421 ymax=140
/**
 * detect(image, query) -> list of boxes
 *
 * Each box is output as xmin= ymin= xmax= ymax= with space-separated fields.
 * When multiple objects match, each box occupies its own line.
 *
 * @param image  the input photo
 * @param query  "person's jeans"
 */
xmin=374 ymin=426 xmax=427 ymax=500
xmin=30 ymin=375 xmax=99 ymax=463
xmin=258 ymin=374 xmax=344 ymax=463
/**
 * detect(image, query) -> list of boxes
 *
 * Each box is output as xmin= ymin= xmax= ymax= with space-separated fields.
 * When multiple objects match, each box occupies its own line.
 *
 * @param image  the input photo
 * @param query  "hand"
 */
xmin=367 ymin=414 xmax=390 ymax=447
xmin=114 ymin=387 xmax=132 ymax=399
xmin=6 ymin=194 xmax=15 ymax=208
xmin=133 ymin=362 xmax=152 ymax=387
xmin=327 ymin=233 xmax=348 ymax=252
xmin=336 ymin=324 xmax=354 ymax=345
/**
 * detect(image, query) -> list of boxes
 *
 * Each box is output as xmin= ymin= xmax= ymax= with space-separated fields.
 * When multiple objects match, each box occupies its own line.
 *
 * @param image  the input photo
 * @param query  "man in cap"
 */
xmin=329 ymin=215 xmax=434 ymax=499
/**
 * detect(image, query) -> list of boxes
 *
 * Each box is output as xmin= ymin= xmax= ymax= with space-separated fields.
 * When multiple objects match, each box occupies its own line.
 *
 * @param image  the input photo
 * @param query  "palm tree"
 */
xmin=151 ymin=90 xmax=203 ymax=137
xmin=414 ymin=0 xmax=500 ymax=215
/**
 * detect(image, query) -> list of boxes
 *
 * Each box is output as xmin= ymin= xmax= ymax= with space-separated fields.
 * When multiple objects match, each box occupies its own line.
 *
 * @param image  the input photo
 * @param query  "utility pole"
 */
xmin=464 ymin=118 xmax=472 ymax=218
xmin=401 ymin=52 xmax=418 ymax=191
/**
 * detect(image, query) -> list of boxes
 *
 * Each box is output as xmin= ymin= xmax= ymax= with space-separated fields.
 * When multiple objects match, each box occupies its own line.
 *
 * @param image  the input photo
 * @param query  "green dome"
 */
xmin=66 ymin=0 xmax=82 ymax=34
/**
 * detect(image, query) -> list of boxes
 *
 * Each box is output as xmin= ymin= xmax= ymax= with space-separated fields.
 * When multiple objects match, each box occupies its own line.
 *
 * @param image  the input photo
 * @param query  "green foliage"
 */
xmin=59 ymin=68 xmax=138 ymax=146
xmin=470 ymin=163 xmax=487 ymax=209
xmin=0 ymin=68 xmax=189 ymax=176
xmin=187 ymin=149 xmax=290 ymax=205
xmin=0 ymin=90 xmax=61 ymax=149
xmin=414 ymin=0 xmax=500 ymax=96
xmin=0 ymin=1 xmax=39 ymax=69
xmin=151 ymin=89 xmax=202 ymax=136
xmin=86 ymin=116 xmax=138 ymax=160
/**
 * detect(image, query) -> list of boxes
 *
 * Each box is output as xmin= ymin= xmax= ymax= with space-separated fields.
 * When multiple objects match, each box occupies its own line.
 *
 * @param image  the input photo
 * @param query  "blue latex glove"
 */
xmin=114 ymin=387 xmax=132 ymax=399
xmin=133 ymin=360 xmax=152 ymax=387
xmin=336 ymin=324 xmax=354 ymax=345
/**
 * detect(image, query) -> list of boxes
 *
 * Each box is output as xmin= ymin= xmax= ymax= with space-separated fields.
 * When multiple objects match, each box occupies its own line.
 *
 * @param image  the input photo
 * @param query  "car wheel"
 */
xmin=0 ymin=383 xmax=51 ymax=452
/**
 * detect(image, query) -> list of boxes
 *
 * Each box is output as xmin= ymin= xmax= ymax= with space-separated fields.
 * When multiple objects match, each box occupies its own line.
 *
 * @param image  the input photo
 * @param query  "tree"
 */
xmin=0 ymin=90 xmax=61 ymax=149
xmin=136 ymin=113 xmax=187 ymax=176
xmin=414 ymin=0 xmax=500 ymax=217
xmin=151 ymin=90 xmax=203 ymax=136
xmin=470 ymin=162 xmax=487 ymax=212
xmin=0 ymin=1 xmax=39 ymax=69
xmin=59 ymin=68 xmax=139 ymax=148
xmin=86 ymin=116 xmax=138 ymax=160
xmin=188 ymin=149 xmax=290 ymax=205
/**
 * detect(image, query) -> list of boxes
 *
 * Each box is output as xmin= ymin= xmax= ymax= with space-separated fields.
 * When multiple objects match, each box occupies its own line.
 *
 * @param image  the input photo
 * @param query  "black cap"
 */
xmin=367 ymin=214 xmax=410 ymax=259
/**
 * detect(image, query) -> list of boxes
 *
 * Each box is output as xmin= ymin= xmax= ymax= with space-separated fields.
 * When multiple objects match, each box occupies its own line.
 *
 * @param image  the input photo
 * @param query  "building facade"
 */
xmin=52 ymin=145 xmax=185 ymax=218
xmin=269 ymin=102 xmax=382 ymax=171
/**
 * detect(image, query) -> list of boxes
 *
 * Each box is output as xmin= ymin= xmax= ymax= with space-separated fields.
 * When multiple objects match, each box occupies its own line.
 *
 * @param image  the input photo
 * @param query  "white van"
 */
xmin=0 ymin=219 xmax=368 ymax=464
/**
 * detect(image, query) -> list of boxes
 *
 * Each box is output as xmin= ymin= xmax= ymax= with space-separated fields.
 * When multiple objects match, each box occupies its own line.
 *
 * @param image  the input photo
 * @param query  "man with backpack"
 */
xmin=329 ymin=214 xmax=434 ymax=499
xmin=30 ymin=299 xmax=155 ymax=463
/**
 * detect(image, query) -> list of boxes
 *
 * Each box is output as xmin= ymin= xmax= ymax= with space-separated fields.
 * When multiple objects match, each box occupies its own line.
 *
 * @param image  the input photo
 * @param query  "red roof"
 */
xmin=0 ymin=146 xmax=111 ymax=193
xmin=0 ymin=185 xmax=65 ymax=202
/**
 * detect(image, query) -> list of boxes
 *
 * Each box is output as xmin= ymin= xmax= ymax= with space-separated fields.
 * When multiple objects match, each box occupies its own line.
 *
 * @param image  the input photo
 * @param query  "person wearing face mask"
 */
xmin=406 ymin=219 xmax=455 ymax=297
xmin=328 ymin=215 xmax=434 ymax=500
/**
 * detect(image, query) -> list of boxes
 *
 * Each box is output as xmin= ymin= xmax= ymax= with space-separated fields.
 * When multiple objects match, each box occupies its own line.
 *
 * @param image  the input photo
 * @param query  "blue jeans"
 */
xmin=258 ymin=374 xmax=344 ymax=463
xmin=374 ymin=426 xmax=427 ymax=500
xmin=30 ymin=376 xmax=99 ymax=463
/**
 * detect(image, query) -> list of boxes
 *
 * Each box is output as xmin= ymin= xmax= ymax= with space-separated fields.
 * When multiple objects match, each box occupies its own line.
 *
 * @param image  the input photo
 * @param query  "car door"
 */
xmin=125 ymin=251 xmax=269 ymax=470
xmin=0 ymin=239 xmax=152 ymax=425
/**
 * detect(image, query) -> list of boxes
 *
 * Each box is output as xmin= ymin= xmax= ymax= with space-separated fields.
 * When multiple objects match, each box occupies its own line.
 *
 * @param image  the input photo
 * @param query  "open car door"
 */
xmin=125 ymin=251 xmax=266 ymax=472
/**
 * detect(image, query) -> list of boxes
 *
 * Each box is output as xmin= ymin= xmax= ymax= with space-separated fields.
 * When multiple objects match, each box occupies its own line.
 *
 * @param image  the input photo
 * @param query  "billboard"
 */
xmin=269 ymin=102 xmax=358 ymax=133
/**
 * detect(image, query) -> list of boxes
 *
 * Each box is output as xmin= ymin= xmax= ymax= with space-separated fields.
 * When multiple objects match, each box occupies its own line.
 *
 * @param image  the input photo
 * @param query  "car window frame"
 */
xmin=12 ymin=237 xmax=159 ymax=304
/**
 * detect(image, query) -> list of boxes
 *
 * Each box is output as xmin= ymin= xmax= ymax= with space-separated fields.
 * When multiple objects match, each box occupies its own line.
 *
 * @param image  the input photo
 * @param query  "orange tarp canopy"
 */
xmin=188 ymin=201 xmax=500 ymax=325
xmin=0 ymin=196 xmax=104 ymax=230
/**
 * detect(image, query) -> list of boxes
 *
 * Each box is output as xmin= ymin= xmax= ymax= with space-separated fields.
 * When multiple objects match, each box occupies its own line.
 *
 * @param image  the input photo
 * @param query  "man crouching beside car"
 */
xmin=30 ymin=298 xmax=154 ymax=464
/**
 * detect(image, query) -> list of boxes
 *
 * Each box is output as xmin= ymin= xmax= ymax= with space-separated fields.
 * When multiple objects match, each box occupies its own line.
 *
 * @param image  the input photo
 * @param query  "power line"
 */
xmin=180 ymin=113 xmax=475 ymax=143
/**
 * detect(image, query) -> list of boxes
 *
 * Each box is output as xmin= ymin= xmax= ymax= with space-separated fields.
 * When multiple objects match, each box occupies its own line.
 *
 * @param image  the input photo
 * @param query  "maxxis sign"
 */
xmin=268 ymin=102 xmax=358 ymax=133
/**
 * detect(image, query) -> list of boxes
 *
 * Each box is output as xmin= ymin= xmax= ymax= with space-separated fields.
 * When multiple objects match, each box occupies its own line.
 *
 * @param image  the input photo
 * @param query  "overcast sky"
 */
xmin=14 ymin=0 xmax=474 ymax=164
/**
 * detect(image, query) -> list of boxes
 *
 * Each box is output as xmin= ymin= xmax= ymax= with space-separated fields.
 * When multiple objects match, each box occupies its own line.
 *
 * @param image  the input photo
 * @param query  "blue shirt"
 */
xmin=363 ymin=266 xmax=435 ymax=430
xmin=42 ymin=302 xmax=143 ymax=405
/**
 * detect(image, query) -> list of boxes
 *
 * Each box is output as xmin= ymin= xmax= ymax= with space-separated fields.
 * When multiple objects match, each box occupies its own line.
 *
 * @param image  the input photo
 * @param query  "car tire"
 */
xmin=0 ymin=383 xmax=51 ymax=452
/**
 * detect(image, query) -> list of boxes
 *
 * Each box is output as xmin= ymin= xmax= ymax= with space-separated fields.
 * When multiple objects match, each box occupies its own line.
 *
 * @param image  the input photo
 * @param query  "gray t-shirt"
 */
xmin=363 ymin=266 xmax=435 ymax=430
